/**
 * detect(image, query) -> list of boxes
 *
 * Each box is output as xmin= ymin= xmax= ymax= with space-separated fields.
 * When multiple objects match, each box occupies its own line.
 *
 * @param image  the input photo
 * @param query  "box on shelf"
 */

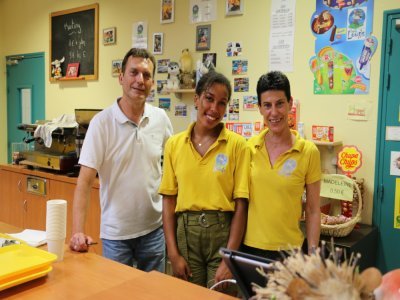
xmin=312 ymin=125 xmax=334 ymax=142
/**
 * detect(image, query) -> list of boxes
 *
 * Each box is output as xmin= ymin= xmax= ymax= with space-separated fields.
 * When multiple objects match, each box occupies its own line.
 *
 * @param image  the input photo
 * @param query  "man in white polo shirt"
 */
xmin=69 ymin=48 xmax=173 ymax=272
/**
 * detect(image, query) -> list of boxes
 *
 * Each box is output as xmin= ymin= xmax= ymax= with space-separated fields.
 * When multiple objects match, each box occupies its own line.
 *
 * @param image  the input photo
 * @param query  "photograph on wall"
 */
xmin=243 ymin=95 xmax=258 ymax=110
xmin=228 ymin=98 xmax=240 ymax=120
xmin=234 ymin=77 xmax=249 ymax=92
xmin=226 ymin=41 xmax=242 ymax=56
xmin=190 ymin=0 xmax=217 ymax=23
xmin=309 ymin=0 xmax=376 ymax=95
xmin=395 ymin=179 xmax=400 ymax=229
xmin=232 ymin=59 xmax=248 ymax=75
xmin=103 ymin=27 xmax=116 ymax=45
xmin=175 ymin=104 xmax=187 ymax=117
xmin=157 ymin=80 xmax=167 ymax=93
xmin=111 ymin=59 xmax=122 ymax=77
xmin=153 ymin=33 xmax=164 ymax=55
xmin=157 ymin=59 xmax=170 ymax=73
xmin=226 ymin=0 xmax=244 ymax=16
xmin=132 ymin=21 xmax=148 ymax=49
xmin=161 ymin=0 xmax=174 ymax=24
xmin=202 ymin=53 xmax=217 ymax=68
xmin=159 ymin=98 xmax=171 ymax=111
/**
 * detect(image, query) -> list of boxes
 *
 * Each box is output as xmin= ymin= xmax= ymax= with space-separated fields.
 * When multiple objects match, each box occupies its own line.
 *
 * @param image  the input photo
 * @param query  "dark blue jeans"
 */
xmin=102 ymin=226 xmax=165 ymax=272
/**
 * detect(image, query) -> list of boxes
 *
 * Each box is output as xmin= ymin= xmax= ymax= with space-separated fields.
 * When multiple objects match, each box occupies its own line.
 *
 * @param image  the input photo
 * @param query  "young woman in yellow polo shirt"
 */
xmin=242 ymin=71 xmax=321 ymax=260
xmin=159 ymin=71 xmax=250 ymax=288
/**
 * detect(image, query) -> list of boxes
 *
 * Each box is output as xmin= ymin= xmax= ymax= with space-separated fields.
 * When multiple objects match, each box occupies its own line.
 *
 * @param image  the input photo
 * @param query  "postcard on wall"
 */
xmin=390 ymin=151 xmax=400 ymax=176
xmin=146 ymin=90 xmax=155 ymax=102
xmin=232 ymin=59 xmax=248 ymax=75
xmin=347 ymin=101 xmax=370 ymax=121
xmin=157 ymin=59 xmax=170 ymax=73
xmin=234 ymin=77 xmax=249 ymax=92
xmin=226 ymin=41 xmax=242 ymax=57
xmin=132 ymin=21 xmax=148 ymax=49
xmin=243 ymin=95 xmax=258 ymax=111
xmin=159 ymin=98 xmax=171 ymax=111
xmin=175 ymin=104 xmax=187 ymax=117
xmin=228 ymin=98 xmax=240 ymax=121
xmin=157 ymin=80 xmax=167 ymax=93
xmin=189 ymin=0 xmax=217 ymax=23
xmin=395 ymin=178 xmax=400 ymax=229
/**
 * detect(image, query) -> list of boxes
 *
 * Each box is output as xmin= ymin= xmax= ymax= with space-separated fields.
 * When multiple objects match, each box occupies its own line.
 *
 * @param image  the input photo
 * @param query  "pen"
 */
xmin=86 ymin=242 xmax=98 ymax=246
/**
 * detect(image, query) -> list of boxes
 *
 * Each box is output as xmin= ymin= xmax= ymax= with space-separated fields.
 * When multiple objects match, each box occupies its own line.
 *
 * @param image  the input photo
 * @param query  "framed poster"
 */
xmin=161 ymin=0 xmax=174 ymax=24
xmin=66 ymin=63 xmax=79 ymax=78
xmin=153 ymin=33 xmax=164 ymax=55
xmin=196 ymin=24 xmax=211 ymax=51
xmin=226 ymin=0 xmax=244 ymax=16
xmin=111 ymin=59 xmax=122 ymax=77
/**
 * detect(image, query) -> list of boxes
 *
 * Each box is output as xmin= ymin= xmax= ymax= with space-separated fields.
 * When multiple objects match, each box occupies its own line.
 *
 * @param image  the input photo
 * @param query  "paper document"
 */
xmin=8 ymin=229 xmax=47 ymax=247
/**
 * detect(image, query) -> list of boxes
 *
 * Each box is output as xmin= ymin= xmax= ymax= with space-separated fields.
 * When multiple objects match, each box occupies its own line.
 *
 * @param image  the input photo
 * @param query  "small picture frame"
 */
xmin=153 ymin=33 xmax=164 ymax=55
xmin=66 ymin=63 xmax=79 ymax=78
xmin=226 ymin=0 xmax=244 ymax=16
xmin=103 ymin=27 xmax=116 ymax=45
xmin=196 ymin=24 xmax=211 ymax=51
xmin=160 ymin=0 xmax=174 ymax=24
xmin=111 ymin=59 xmax=122 ymax=77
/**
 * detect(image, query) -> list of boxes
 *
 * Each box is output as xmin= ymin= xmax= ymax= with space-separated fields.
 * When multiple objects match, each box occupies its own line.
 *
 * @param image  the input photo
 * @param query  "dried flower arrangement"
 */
xmin=252 ymin=240 xmax=382 ymax=300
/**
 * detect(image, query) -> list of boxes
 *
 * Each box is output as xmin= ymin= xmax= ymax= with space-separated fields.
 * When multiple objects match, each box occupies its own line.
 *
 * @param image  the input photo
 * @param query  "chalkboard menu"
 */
xmin=50 ymin=4 xmax=98 ymax=81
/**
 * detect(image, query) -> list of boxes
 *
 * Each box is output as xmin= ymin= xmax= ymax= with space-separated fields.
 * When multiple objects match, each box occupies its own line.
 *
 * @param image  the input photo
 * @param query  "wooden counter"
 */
xmin=0 ymin=164 xmax=101 ymax=253
xmin=0 ymin=222 xmax=236 ymax=300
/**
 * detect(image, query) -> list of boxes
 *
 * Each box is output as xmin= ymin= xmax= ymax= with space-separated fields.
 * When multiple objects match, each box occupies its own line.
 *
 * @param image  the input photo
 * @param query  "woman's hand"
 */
xmin=170 ymin=254 xmax=192 ymax=280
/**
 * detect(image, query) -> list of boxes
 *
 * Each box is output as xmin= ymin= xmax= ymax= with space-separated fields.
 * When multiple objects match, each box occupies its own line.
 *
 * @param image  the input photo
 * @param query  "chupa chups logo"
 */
xmin=337 ymin=145 xmax=362 ymax=175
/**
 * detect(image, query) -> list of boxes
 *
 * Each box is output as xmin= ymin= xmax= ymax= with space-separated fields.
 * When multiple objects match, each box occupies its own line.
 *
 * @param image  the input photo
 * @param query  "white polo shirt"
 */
xmin=79 ymin=100 xmax=173 ymax=240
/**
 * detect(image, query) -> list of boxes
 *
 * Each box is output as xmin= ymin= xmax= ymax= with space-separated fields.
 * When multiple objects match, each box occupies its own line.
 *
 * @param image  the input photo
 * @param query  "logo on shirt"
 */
xmin=279 ymin=159 xmax=297 ymax=176
xmin=214 ymin=154 xmax=228 ymax=172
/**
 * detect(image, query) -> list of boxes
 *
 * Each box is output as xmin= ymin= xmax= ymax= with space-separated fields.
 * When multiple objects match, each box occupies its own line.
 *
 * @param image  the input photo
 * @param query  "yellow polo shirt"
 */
xmin=159 ymin=122 xmax=250 ymax=212
xmin=244 ymin=129 xmax=321 ymax=250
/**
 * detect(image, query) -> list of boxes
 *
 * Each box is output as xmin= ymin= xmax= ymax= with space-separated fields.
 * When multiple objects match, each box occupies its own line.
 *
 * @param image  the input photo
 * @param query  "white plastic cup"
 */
xmin=47 ymin=238 xmax=65 ymax=262
xmin=46 ymin=200 xmax=67 ymax=240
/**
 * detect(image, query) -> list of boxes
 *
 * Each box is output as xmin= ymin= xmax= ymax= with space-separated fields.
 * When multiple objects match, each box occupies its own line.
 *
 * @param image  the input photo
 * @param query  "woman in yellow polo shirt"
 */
xmin=242 ymin=71 xmax=321 ymax=261
xmin=159 ymin=71 xmax=249 ymax=288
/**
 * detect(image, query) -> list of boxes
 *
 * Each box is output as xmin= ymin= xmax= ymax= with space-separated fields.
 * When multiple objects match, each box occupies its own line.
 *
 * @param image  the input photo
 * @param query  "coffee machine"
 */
xmin=17 ymin=109 xmax=101 ymax=173
xmin=18 ymin=123 xmax=78 ymax=172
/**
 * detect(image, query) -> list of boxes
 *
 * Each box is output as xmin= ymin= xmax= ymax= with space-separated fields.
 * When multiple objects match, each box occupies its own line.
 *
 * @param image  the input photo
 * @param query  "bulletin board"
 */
xmin=50 ymin=3 xmax=99 ymax=81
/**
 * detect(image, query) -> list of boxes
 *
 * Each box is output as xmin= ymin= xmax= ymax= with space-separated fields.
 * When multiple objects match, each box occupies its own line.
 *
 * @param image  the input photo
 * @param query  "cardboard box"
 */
xmin=312 ymin=125 xmax=334 ymax=142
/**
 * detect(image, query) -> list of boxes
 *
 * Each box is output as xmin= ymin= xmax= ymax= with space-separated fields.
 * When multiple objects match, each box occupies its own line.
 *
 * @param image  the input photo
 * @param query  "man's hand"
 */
xmin=69 ymin=232 xmax=94 ymax=252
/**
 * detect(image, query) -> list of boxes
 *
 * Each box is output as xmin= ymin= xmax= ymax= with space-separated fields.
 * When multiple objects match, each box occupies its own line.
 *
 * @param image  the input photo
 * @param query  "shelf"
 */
xmin=57 ymin=76 xmax=85 ymax=81
xmin=311 ymin=140 xmax=343 ymax=152
xmin=161 ymin=88 xmax=195 ymax=99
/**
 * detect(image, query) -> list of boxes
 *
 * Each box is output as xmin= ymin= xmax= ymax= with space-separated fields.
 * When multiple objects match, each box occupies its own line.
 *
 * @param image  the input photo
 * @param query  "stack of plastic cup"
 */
xmin=46 ymin=199 xmax=67 ymax=262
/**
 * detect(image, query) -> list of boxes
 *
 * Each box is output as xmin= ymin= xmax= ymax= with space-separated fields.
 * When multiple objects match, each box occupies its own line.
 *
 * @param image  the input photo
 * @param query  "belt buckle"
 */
xmin=198 ymin=212 xmax=210 ymax=228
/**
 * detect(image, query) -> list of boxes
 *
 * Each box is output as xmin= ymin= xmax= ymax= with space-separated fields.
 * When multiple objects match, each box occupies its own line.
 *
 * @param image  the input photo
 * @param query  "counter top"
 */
xmin=0 ymin=164 xmax=99 ymax=188
xmin=0 ymin=222 xmax=235 ymax=299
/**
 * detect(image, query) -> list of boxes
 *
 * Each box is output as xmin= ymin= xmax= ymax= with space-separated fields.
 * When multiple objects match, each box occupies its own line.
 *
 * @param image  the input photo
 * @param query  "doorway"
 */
xmin=6 ymin=52 xmax=45 ymax=163
xmin=374 ymin=10 xmax=400 ymax=273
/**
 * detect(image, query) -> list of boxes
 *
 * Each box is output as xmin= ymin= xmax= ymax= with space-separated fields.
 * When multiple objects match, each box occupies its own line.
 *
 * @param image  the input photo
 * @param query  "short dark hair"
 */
xmin=256 ymin=71 xmax=291 ymax=106
xmin=121 ymin=48 xmax=156 ymax=77
xmin=195 ymin=71 xmax=232 ymax=101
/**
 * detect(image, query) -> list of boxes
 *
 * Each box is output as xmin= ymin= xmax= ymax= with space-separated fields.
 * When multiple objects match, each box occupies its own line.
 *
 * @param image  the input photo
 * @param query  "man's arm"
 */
xmin=305 ymin=180 xmax=321 ymax=253
xmin=214 ymin=198 xmax=248 ymax=283
xmin=69 ymin=165 xmax=97 ymax=252
xmin=162 ymin=195 xmax=191 ymax=280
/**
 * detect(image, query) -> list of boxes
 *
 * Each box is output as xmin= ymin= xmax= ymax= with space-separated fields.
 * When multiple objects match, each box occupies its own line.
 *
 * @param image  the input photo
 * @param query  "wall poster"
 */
xmin=309 ymin=0 xmax=377 ymax=95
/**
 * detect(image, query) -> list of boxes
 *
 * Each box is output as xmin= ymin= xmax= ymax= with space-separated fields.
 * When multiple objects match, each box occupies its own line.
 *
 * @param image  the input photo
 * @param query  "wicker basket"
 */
xmin=320 ymin=177 xmax=363 ymax=237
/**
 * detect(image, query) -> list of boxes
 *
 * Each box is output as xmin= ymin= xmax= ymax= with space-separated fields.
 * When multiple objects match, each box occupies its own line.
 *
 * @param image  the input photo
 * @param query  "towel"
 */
xmin=34 ymin=114 xmax=78 ymax=148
